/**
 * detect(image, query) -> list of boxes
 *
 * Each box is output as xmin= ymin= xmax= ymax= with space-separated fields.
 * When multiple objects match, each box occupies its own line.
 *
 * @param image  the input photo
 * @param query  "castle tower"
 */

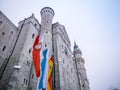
xmin=40 ymin=7 xmax=54 ymax=58
xmin=73 ymin=42 xmax=90 ymax=90
xmin=41 ymin=7 xmax=54 ymax=31
xmin=0 ymin=7 xmax=90 ymax=90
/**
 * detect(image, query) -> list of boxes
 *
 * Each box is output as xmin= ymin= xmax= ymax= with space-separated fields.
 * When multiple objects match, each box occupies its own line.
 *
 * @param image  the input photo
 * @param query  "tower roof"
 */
xmin=73 ymin=41 xmax=82 ymax=55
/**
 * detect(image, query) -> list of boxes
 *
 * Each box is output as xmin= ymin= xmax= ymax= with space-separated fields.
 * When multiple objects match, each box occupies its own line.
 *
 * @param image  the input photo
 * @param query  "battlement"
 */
xmin=40 ymin=7 xmax=55 ymax=17
xmin=40 ymin=7 xmax=55 ymax=31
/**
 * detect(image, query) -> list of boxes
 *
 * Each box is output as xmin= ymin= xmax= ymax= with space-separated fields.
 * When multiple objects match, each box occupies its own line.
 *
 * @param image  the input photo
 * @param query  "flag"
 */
xmin=47 ymin=56 xmax=54 ymax=90
xmin=38 ymin=49 xmax=48 ymax=90
xmin=32 ymin=35 xmax=42 ymax=78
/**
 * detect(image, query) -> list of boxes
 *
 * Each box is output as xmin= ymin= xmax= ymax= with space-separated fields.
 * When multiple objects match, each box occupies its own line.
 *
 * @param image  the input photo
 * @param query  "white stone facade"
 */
xmin=0 ymin=7 xmax=90 ymax=90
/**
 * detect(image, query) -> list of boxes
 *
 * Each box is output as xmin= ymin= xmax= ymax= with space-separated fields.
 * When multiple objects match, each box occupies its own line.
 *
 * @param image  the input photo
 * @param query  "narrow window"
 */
xmin=32 ymin=34 xmax=35 ymax=38
xmin=83 ymin=84 xmax=85 ymax=87
xmin=2 ymin=46 xmax=6 ymax=51
xmin=23 ymin=78 xmax=28 ymax=86
xmin=65 ymin=48 xmax=68 ymax=56
xmin=26 ymin=79 xmax=28 ymax=85
xmin=29 ymin=48 xmax=31 ymax=54
xmin=31 ymin=74 xmax=34 ymax=79
xmin=0 ymin=21 xmax=2 ymax=26
xmin=23 ymin=78 xmax=26 ymax=84
xmin=26 ymin=61 xmax=28 ymax=66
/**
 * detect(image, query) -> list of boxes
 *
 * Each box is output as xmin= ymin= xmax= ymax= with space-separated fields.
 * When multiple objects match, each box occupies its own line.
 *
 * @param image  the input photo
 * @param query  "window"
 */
xmin=0 ymin=21 xmax=2 ymax=26
xmin=2 ymin=32 xmax=5 ymax=35
xmin=26 ymin=61 xmax=30 ymax=67
xmin=82 ymin=84 xmax=85 ymax=87
xmin=34 ymin=24 xmax=37 ymax=27
xmin=45 ymin=44 xmax=47 ymax=47
xmin=65 ymin=47 xmax=68 ymax=56
xmin=23 ymin=78 xmax=28 ymax=86
xmin=10 ymin=31 xmax=13 ymax=34
xmin=29 ymin=48 xmax=31 ymax=54
xmin=2 ymin=46 xmax=6 ymax=51
xmin=31 ymin=74 xmax=34 ymax=79
xmin=32 ymin=34 xmax=35 ymax=39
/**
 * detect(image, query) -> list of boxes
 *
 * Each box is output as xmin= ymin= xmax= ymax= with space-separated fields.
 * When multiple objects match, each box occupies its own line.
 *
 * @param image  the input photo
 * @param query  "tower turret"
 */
xmin=40 ymin=7 xmax=54 ymax=31
xmin=40 ymin=7 xmax=54 ymax=63
xmin=73 ymin=42 xmax=90 ymax=90
xmin=73 ymin=41 xmax=83 ymax=60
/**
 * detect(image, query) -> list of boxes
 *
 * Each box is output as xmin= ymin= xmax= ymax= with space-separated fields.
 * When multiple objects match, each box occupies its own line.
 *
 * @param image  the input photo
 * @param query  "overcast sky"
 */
xmin=0 ymin=0 xmax=120 ymax=90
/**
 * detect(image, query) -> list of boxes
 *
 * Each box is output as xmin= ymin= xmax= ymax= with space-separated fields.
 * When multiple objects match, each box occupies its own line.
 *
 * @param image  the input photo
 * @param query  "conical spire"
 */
xmin=74 ymin=41 xmax=78 ymax=50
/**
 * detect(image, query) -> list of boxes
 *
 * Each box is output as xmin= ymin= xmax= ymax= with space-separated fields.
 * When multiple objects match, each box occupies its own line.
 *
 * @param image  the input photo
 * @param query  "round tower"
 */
xmin=73 ymin=41 xmax=83 ymax=61
xmin=40 ymin=7 xmax=54 ymax=31
xmin=73 ymin=42 xmax=90 ymax=90
xmin=40 ymin=7 xmax=55 ymax=60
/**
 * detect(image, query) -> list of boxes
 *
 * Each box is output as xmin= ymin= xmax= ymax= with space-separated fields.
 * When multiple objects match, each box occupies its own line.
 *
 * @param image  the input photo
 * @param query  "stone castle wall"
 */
xmin=0 ymin=7 xmax=90 ymax=90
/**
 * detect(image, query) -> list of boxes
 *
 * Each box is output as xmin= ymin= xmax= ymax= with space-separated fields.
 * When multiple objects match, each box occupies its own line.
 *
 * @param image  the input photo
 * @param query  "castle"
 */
xmin=0 ymin=7 xmax=90 ymax=90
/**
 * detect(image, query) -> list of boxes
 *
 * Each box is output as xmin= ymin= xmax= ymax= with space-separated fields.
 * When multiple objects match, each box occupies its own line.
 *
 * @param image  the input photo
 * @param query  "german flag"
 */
xmin=47 ymin=56 xmax=54 ymax=90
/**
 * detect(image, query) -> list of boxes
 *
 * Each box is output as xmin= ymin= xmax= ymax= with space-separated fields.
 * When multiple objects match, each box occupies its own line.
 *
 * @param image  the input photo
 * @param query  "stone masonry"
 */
xmin=0 ymin=7 xmax=90 ymax=90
